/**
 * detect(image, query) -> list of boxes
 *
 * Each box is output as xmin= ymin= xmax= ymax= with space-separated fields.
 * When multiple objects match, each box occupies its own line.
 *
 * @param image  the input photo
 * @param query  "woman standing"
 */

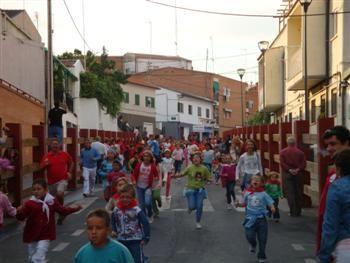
xmin=230 ymin=136 xmax=243 ymax=164
xmin=236 ymin=139 xmax=263 ymax=191
xmin=178 ymin=152 xmax=211 ymax=229
xmin=318 ymin=149 xmax=350 ymax=263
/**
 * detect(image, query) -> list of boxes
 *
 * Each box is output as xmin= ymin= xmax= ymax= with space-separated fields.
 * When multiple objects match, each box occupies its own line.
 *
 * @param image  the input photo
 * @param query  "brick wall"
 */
xmin=0 ymin=83 xmax=44 ymax=168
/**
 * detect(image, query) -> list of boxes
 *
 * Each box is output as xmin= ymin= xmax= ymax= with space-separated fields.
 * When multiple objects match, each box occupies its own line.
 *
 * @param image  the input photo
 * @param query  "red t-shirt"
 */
xmin=40 ymin=151 xmax=72 ymax=185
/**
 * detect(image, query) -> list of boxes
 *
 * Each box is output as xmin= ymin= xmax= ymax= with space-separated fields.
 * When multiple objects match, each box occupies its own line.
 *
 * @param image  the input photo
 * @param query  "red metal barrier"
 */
xmin=32 ymin=125 xmax=45 ymax=180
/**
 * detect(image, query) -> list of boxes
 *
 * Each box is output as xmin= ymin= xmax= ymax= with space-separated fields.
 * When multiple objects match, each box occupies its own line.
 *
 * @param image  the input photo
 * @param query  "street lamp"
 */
xmin=299 ymin=0 xmax=312 ymax=121
xmin=237 ymin=68 xmax=246 ymax=126
xmin=258 ymin=41 xmax=269 ymax=124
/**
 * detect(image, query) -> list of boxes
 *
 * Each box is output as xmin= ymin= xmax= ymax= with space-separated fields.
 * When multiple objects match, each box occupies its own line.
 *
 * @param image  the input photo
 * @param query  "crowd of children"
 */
xmin=0 ymin=133 xmax=287 ymax=263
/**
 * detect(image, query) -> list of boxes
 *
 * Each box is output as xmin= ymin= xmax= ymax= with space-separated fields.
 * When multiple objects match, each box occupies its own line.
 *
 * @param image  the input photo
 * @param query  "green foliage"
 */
xmin=59 ymin=47 xmax=127 ymax=118
xmin=247 ymin=111 xmax=270 ymax=125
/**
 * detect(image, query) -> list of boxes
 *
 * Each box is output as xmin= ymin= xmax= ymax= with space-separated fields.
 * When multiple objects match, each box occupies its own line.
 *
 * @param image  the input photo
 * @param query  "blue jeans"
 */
xmin=119 ymin=240 xmax=146 ymax=263
xmin=226 ymin=181 xmax=236 ymax=204
xmin=203 ymin=163 xmax=212 ymax=172
xmin=48 ymin=125 xmax=63 ymax=144
xmin=245 ymin=217 xmax=268 ymax=260
xmin=136 ymin=187 xmax=153 ymax=218
xmin=185 ymin=188 xmax=206 ymax=223
xmin=174 ymin=160 xmax=183 ymax=173
xmin=241 ymin=173 xmax=254 ymax=191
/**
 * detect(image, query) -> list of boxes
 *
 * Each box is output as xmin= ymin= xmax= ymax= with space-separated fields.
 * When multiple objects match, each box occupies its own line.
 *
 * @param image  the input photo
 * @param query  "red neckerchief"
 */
xmin=117 ymin=199 xmax=138 ymax=211
xmin=267 ymin=180 xmax=280 ymax=185
xmin=246 ymin=187 xmax=265 ymax=194
xmin=111 ymin=193 xmax=120 ymax=200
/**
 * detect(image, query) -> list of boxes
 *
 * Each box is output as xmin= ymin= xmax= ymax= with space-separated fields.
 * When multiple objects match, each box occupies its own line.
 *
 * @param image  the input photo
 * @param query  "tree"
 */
xmin=247 ymin=111 xmax=270 ymax=125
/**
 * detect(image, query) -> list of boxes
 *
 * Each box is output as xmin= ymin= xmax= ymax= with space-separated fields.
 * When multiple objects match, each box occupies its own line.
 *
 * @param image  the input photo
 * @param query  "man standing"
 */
xmin=316 ymin=126 xmax=350 ymax=253
xmin=48 ymin=101 xmax=67 ymax=144
xmin=279 ymin=136 xmax=306 ymax=217
xmin=80 ymin=139 xmax=100 ymax=197
xmin=40 ymin=138 xmax=73 ymax=225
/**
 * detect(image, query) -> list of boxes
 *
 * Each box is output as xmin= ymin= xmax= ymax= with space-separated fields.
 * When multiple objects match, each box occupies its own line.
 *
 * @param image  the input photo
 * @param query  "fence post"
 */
xmin=67 ymin=127 xmax=78 ymax=190
xmin=32 ymin=125 xmax=45 ymax=180
xmin=317 ymin=117 xmax=334 ymax=195
xmin=294 ymin=120 xmax=312 ymax=207
xmin=6 ymin=123 xmax=22 ymax=206
xmin=90 ymin=129 xmax=97 ymax=139
xmin=268 ymin=123 xmax=279 ymax=173
xmin=259 ymin=125 xmax=269 ymax=175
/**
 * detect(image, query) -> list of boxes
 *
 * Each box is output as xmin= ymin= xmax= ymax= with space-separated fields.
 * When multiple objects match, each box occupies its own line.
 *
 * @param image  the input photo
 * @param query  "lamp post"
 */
xmin=237 ymin=68 xmax=246 ymax=126
xmin=300 ymin=0 xmax=312 ymax=121
xmin=258 ymin=41 xmax=269 ymax=124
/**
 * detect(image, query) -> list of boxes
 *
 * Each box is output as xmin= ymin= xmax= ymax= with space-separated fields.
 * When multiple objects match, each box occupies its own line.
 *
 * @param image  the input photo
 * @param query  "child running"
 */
xmin=16 ymin=179 xmax=81 ymax=263
xmin=105 ymin=160 xmax=126 ymax=201
xmin=132 ymin=150 xmax=158 ymax=223
xmin=75 ymin=209 xmax=134 ymax=263
xmin=235 ymin=175 xmax=275 ymax=263
xmin=178 ymin=152 xmax=211 ymax=229
xmin=161 ymin=149 xmax=174 ymax=200
xmin=0 ymin=184 xmax=17 ymax=229
xmin=264 ymin=171 xmax=283 ymax=222
xmin=105 ymin=177 xmax=129 ymax=214
xmin=220 ymin=154 xmax=238 ymax=210
xmin=172 ymin=143 xmax=184 ymax=177
xmin=111 ymin=184 xmax=150 ymax=263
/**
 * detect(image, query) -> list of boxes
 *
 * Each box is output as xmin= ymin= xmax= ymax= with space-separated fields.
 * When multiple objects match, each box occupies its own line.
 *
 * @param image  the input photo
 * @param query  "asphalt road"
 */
xmin=0 ymin=179 xmax=318 ymax=263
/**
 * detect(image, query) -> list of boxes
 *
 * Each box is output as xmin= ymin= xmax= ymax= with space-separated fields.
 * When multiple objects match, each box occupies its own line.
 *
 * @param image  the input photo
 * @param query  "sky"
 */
xmin=0 ymin=0 xmax=282 ymax=83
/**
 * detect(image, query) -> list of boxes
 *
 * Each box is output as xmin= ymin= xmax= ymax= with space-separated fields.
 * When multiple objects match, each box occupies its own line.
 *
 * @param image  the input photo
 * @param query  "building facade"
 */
xmin=108 ymin=53 xmax=193 ymax=75
xmin=259 ymin=0 xmax=350 ymax=131
xmin=155 ymin=88 xmax=214 ymax=139
xmin=128 ymin=67 xmax=255 ymax=136
xmin=120 ymin=81 xmax=157 ymax=136
xmin=59 ymin=59 xmax=119 ymax=132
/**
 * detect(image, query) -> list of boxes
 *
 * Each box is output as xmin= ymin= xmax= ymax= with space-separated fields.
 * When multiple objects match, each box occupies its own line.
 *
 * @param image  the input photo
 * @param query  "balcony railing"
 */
xmin=287 ymin=47 xmax=302 ymax=80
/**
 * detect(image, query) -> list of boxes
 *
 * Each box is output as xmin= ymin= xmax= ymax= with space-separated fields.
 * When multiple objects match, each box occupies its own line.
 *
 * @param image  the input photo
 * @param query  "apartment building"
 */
xmin=258 ymin=0 xmax=350 ymax=130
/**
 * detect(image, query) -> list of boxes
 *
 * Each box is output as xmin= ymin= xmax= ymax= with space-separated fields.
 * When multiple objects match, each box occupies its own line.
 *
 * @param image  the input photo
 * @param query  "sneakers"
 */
xmin=249 ymin=245 xmax=256 ymax=254
xmin=258 ymin=259 xmax=267 ymax=263
xmin=196 ymin=222 xmax=202 ymax=229
xmin=166 ymin=195 xmax=171 ymax=200
xmin=148 ymin=216 xmax=154 ymax=224
xmin=226 ymin=204 xmax=233 ymax=210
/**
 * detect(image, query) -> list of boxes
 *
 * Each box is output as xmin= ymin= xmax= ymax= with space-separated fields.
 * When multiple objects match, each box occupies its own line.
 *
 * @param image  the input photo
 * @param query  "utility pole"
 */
xmin=82 ymin=0 xmax=87 ymax=69
xmin=210 ymin=36 xmax=215 ymax=73
xmin=46 ymin=0 xmax=53 ymax=145
xmin=205 ymin=48 xmax=209 ymax=72
xmin=174 ymin=0 xmax=178 ymax=56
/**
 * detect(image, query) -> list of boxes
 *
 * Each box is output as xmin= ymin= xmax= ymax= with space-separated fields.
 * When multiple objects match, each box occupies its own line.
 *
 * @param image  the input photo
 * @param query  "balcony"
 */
xmin=260 ymin=47 xmax=284 ymax=112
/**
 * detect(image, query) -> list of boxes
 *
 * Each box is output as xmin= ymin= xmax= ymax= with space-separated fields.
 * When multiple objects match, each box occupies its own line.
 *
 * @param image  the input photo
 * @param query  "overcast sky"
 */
xmin=0 ymin=0 xmax=282 ymax=83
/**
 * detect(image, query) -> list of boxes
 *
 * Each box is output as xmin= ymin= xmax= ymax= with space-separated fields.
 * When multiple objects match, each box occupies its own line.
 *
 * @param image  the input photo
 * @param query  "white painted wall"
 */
xmin=156 ymin=88 xmax=214 ymax=126
xmin=0 ymin=13 xmax=45 ymax=102
xmin=124 ymin=56 xmax=192 ymax=74
xmin=120 ymin=83 xmax=156 ymax=118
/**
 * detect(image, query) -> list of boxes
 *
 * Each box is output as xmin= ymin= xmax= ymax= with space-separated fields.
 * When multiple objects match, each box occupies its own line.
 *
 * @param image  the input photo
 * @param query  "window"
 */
xmin=311 ymin=99 xmax=316 ymax=123
xmin=178 ymin=102 xmax=184 ymax=113
xmin=145 ymin=97 xmax=155 ymax=108
xmin=213 ymin=80 xmax=219 ymax=101
xmin=123 ymin=92 xmax=129 ymax=104
xmin=330 ymin=12 xmax=338 ymax=39
xmin=320 ymin=94 xmax=326 ymax=117
xmin=331 ymin=89 xmax=337 ymax=115
xmin=299 ymin=106 xmax=303 ymax=120
xmin=135 ymin=94 xmax=140 ymax=105
xmin=224 ymin=111 xmax=231 ymax=119
xmin=197 ymin=107 xmax=202 ymax=117
xmin=246 ymin=100 xmax=254 ymax=109
xmin=206 ymin=108 xmax=210 ymax=118
xmin=188 ymin=105 xmax=193 ymax=115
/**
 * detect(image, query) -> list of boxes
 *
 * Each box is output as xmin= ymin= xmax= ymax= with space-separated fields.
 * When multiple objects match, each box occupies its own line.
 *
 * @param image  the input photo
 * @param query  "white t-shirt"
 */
xmin=137 ymin=163 xmax=151 ymax=189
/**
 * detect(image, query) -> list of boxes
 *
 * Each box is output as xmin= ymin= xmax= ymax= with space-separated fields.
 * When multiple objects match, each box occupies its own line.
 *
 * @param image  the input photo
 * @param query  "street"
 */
xmin=0 ymin=178 xmax=317 ymax=263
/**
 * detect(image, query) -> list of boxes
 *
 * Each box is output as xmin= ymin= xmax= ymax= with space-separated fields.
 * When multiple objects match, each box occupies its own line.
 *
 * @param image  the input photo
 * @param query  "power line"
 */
xmin=146 ymin=0 xmax=350 ymax=18
xmin=62 ymin=0 xmax=93 ymax=51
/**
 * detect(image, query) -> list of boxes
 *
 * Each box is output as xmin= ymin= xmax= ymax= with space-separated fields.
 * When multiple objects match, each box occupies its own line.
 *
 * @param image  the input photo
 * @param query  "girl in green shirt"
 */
xmin=179 ymin=152 xmax=211 ymax=229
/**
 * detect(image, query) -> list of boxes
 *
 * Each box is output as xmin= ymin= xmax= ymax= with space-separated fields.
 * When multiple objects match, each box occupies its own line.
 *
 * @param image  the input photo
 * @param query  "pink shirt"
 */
xmin=0 ymin=192 xmax=16 ymax=227
xmin=172 ymin=149 xmax=184 ymax=161
xmin=137 ymin=163 xmax=152 ymax=189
